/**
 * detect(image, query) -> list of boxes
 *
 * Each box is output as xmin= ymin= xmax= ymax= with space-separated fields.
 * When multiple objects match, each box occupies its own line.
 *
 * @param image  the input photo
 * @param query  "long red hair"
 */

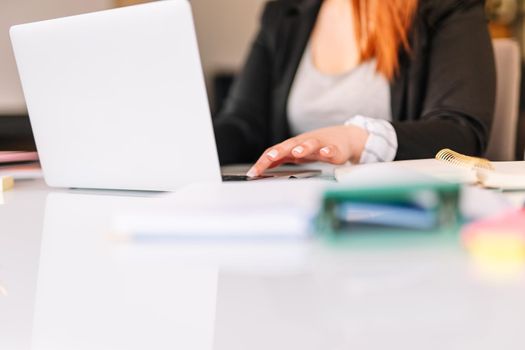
xmin=352 ymin=0 xmax=419 ymax=80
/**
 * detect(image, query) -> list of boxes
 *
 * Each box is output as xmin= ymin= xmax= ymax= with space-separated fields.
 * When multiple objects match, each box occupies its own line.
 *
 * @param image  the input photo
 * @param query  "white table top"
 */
xmin=1 ymin=178 xmax=525 ymax=350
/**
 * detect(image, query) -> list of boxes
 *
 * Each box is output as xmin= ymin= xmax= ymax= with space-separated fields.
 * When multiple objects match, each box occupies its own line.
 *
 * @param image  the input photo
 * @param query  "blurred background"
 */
xmin=0 ymin=0 xmax=265 ymax=150
xmin=1 ymin=0 xmax=525 ymax=158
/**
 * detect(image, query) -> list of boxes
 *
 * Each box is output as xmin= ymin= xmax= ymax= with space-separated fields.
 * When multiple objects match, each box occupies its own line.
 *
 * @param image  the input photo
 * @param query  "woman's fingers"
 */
xmin=267 ymin=155 xmax=317 ymax=169
xmin=247 ymin=151 xmax=275 ymax=177
xmin=247 ymin=138 xmax=347 ymax=177
xmin=292 ymin=140 xmax=347 ymax=164
xmin=319 ymin=145 xmax=347 ymax=164
xmin=266 ymin=157 xmax=289 ymax=169
xmin=247 ymin=141 xmax=298 ymax=177
xmin=291 ymin=139 xmax=321 ymax=159
xmin=293 ymin=139 xmax=350 ymax=164
xmin=319 ymin=145 xmax=336 ymax=159
xmin=247 ymin=138 xmax=322 ymax=176
xmin=246 ymin=126 xmax=366 ymax=177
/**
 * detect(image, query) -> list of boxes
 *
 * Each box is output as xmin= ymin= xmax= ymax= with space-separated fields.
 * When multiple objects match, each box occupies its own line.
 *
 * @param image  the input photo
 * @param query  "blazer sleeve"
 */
xmin=393 ymin=0 xmax=496 ymax=160
xmin=212 ymin=3 xmax=277 ymax=165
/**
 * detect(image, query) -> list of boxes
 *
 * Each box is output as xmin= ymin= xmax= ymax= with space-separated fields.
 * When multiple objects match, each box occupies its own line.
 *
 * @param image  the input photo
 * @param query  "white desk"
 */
xmin=1 ymin=179 xmax=525 ymax=350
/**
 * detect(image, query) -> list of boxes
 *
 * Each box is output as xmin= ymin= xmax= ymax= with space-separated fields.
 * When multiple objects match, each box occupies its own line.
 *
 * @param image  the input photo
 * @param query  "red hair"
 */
xmin=352 ymin=0 xmax=419 ymax=80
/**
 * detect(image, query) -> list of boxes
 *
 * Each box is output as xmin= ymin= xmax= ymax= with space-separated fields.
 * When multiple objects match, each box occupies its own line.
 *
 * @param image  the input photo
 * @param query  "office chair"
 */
xmin=485 ymin=38 xmax=521 ymax=161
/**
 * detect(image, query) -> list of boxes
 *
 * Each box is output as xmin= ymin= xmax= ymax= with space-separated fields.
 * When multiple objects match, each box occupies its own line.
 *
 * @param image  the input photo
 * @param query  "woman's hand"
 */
xmin=247 ymin=125 xmax=369 ymax=177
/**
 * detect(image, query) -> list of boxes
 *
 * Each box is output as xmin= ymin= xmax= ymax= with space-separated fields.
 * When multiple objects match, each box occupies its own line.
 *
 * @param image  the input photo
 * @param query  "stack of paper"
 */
xmin=335 ymin=159 xmax=525 ymax=190
xmin=111 ymin=180 xmax=329 ymax=241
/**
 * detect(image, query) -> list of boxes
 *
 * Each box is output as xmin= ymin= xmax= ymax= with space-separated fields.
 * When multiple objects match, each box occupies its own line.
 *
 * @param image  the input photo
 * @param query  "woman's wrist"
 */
xmin=344 ymin=115 xmax=398 ymax=163
xmin=343 ymin=124 xmax=369 ymax=163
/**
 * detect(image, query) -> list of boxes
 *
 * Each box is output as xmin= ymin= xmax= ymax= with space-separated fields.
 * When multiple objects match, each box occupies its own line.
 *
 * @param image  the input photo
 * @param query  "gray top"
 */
xmin=287 ymin=45 xmax=392 ymax=136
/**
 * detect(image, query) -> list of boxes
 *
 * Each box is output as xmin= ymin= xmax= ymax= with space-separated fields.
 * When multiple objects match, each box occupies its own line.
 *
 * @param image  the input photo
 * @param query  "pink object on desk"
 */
xmin=0 ymin=151 xmax=39 ymax=164
xmin=462 ymin=209 xmax=525 ymax=263
xmin=462 ymin=209 xmax=525 ymax=237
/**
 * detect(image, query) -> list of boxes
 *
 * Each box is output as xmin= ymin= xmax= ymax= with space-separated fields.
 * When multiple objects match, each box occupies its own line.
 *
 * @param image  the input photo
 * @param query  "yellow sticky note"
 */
xmin=466 ymin=231 xmax=525 ymax=262
xmin=1 ymin=176 xmax=14 ymax=192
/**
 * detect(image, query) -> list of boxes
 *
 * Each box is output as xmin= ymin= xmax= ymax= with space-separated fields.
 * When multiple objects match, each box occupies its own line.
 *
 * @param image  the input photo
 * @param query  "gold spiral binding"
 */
xmin=435 ymin=149 xmax=494 ymax=171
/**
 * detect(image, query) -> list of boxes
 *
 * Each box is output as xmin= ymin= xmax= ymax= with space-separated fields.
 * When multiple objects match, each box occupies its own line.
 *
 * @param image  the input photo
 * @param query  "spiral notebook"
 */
xmin=335 ymin=149 xmax=525 ymax=190
xmin=434 ymin=149 xmax=525 ymax=190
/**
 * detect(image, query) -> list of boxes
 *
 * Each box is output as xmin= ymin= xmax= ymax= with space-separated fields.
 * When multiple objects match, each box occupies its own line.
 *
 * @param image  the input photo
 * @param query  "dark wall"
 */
xmin=0 ymin=115 xmax=36 ymax=151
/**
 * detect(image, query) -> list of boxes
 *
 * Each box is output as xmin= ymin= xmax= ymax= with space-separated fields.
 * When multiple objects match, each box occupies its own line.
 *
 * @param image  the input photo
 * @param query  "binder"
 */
xmin=316 ymin=180 xmax=462 ymax=239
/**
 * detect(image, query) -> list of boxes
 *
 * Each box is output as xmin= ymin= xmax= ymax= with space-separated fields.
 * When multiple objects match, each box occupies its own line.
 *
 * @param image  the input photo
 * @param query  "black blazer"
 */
xmin=213 ymin=0 xmax=496 ymax=164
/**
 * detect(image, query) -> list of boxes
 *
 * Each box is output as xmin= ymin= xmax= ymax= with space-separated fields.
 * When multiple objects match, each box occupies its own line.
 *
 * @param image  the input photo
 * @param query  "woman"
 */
xmin=213 ymin=0 xmax=496 ymax=177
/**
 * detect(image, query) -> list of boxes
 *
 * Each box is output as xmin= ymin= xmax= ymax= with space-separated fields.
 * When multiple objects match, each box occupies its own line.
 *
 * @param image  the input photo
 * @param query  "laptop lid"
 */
xmin=10 ymin=0 xmax=221 ymax=191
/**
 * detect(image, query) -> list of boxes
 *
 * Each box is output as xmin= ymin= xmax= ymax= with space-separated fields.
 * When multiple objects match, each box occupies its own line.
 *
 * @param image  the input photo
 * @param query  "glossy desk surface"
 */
xmin=1 ymin=179 xmax=525 ymax=350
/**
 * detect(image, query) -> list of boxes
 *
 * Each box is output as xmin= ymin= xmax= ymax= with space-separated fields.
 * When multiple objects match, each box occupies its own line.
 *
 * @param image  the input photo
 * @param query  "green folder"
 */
xmin=316 ymin=181 xmax=462 ymax=245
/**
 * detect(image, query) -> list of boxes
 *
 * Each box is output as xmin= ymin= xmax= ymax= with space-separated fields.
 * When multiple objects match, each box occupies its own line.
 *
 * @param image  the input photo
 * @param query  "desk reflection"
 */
xmin=0 ymin=184 xmax=46 ymax=350
xmin=30 ymin=191 xmax=312 ymax=350
xmin=31 ymin=192 xmax=217 ymax=350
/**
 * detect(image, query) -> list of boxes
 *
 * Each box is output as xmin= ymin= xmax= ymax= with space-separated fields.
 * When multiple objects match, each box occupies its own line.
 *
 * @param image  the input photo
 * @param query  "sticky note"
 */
xmin=462 ymin=210 xmax=525 ymax=280
xmin=0 ymin=176 xmax=14 ymax=192
xmin=465 ymin=230 xmax=525 ymax=261
xmin=463 ymin=211 xmax=525 ymax=257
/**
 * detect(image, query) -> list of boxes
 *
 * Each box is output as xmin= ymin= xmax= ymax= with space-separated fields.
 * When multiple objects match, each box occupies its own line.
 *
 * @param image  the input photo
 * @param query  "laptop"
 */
xmin=10 ymin=0 xmax=319 ymax=191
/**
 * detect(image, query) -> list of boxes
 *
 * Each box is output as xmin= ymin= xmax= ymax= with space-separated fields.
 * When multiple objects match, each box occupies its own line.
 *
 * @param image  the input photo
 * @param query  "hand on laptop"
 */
xmin=246 ymin=125 xmax=369 ymax=177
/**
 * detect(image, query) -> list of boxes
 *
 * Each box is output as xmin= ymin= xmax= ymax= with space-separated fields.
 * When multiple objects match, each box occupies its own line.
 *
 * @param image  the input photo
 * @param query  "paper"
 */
xmin=335 ymin=161 xmax=465 ymax=186
xmin=460 ymin=186 xmax=514 ymax=220
xmin=396 ymin=159 xmax=478 ymax=183
xmin=113 ymin=207 xmax=312 ymax=240
xmin=335 ymin=159 xmax=525 ymax=190
xmin=112 ymin=179 xmax=330 ymax=241
xmin=477 ymin=162 xmax=525 ymax=190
